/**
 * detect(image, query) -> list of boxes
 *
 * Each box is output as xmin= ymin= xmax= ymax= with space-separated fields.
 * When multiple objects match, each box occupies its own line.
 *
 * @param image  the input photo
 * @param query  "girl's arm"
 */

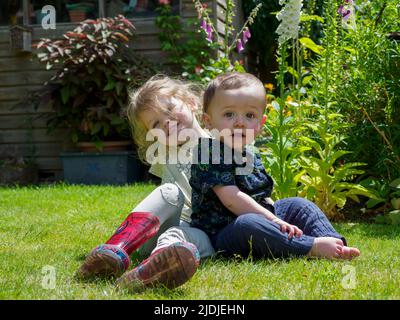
xmin=213 ymin=185 xmax=302 ymax=239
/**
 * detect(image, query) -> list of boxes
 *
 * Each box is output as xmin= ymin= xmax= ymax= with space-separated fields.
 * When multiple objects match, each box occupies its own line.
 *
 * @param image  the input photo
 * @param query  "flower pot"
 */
xmin=76 ymin=141 xmax=132 ymax=152
xmin=60 ymin=151 xmax=145 ymax=185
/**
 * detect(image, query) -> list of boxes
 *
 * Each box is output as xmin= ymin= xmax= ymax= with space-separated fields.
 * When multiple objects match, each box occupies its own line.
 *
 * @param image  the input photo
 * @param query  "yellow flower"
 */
xmin=286 ymin=95 xmax=293 ymax=103
xmin=264 ymin=83 xmax=274 ymax=91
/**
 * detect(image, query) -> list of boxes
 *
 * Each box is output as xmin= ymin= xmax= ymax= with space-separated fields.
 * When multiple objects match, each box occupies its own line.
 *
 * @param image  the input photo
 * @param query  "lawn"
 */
xmin=0 ymin=184 xmax=399 ymax=300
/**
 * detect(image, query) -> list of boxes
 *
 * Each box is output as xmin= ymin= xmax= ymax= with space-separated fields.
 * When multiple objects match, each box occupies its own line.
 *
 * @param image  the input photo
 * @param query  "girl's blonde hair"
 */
xmin=126 ymin=74 xmax=203 ymax=164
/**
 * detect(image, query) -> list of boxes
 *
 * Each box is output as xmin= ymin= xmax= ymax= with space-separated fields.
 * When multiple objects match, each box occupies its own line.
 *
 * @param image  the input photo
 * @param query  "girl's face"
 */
xmin=139 ymin=97 xmax=195 ymax=146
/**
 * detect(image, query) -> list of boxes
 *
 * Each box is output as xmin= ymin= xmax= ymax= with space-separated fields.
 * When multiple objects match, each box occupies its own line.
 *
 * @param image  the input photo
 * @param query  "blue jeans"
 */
xmin=211 ymin=197 xmax=346 ymax=259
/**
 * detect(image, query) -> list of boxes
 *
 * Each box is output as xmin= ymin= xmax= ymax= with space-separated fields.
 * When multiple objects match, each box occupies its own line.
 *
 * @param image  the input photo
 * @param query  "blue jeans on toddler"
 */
xmin=211 ymin=197 xmax=346 ymax=259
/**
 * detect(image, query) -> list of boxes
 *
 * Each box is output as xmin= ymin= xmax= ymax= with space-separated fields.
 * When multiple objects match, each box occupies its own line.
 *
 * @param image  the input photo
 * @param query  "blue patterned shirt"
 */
xmin=190 ymin=137 xmax=274 ymax=237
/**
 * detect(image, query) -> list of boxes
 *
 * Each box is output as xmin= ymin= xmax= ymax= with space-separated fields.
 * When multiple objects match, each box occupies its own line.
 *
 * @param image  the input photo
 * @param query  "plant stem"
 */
xmin=224 ymin=0 xmax=231 ymax=57
xmin=278 ymin=42 xmax=288 ymax=189
xmin=361 ymin=106 xmax=400 ymax=168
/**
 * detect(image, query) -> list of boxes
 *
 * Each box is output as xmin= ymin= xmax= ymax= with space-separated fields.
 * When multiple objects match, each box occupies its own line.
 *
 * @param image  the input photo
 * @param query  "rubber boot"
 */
xmin=76 ymin=212 xmax=160 ymax=279
xmin=116 ymin=242 xmax=200 ymax=292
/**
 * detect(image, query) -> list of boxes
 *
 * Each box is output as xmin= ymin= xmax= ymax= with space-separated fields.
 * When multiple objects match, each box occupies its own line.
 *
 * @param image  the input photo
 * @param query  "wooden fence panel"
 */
xmin=0 ymin=1 xmax=236 ymax=181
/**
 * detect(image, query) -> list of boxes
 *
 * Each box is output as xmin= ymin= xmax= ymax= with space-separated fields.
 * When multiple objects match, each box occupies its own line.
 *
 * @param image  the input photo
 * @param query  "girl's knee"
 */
xmin=158 ymin=183 xmax=184 ymax=208
xmin=156 ymin=226 xmax=186 ymax=245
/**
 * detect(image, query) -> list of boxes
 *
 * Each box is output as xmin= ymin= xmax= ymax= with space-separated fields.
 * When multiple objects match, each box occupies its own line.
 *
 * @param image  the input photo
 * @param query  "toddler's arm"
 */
xmin=213 ymin=185 xmax=302 ymax=239
xmin=213 ymin=185 xmax=276 ymax=219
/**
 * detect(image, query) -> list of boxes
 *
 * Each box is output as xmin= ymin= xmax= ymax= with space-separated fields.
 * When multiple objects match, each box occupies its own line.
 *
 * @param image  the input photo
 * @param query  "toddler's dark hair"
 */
xmin=203 ymin=72 xmax=265 ymax=113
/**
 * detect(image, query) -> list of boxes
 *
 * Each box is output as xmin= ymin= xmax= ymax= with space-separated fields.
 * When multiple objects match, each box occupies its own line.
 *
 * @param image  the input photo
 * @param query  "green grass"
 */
xmin=0 ymin=184 xmax=399 ymax=299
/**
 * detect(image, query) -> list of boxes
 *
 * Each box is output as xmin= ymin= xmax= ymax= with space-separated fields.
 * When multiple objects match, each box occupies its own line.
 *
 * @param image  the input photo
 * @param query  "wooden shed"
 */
xmin=0 ymin=0 xmax=243 ymax=182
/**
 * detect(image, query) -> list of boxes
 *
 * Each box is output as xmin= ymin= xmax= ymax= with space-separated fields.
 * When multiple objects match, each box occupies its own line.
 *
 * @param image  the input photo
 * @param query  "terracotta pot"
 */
xmin=77 ymin=141 xmax=132 ymax=152
xmin=69 ymin=10 xmax=86 ymax=22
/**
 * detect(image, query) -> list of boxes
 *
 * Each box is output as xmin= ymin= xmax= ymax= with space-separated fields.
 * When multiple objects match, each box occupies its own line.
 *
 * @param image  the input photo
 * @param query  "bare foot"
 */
xmin=339 ymin=246 xmax=361 ymax=260
xmin=308 ymin=237 xmax=344 ymax=259
xmin=308 ymin=237 xmax=361 ymax=260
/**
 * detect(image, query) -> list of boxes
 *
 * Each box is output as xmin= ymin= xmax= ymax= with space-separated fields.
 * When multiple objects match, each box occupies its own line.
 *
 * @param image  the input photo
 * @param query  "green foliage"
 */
xmin=155 ymin=3 xmax=213 ymax=83
xmin=242 ymin=0 xmax=325 ymax=81
xmin=32 ymin=15 xmax=158 ymax=145
xmin=190 ymin=0 xmax=261 ymax=81
xmin=311 ymin=0 xmax=400 ymax=181
xmin=154 ymin=1 xmax=260 ymax=83
xmin=198 ymin=58 xmax=246 ymax=84
xmin=296 ymin=113 xmax=378 ymax=219
xmin=300 ymin=0 xmax=400 ymax=215
xmin=360 ymin=177 xmax=400 ymax=225
xmin=262 ymin=45 xmax=308 ymax=199
xmin=261 ymin=1 xmax=382 ymax=219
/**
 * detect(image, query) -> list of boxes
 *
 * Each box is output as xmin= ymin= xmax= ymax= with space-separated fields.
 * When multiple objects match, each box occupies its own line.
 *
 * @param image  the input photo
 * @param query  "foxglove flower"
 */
xmin=200 ymin=19 xmax=207 ymax=32
xmin=275 ymin=0 xmax=303 ymax=45
xmin=338 ymin=1 xmax=356 ymax=30
xmin=237 ymin=39 xmax=244 ymax=53
xmin=242 ymin=27 xmax=251 ymax=44
xmin=206 ymin=23 xmax=213 ymax=42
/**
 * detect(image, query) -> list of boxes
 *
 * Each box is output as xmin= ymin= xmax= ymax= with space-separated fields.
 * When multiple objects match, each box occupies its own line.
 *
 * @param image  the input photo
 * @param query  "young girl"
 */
xmin=77 ymin=75 xmax=214 ymax=291
xmin=189 ymin=72 xmax=361 ymax=261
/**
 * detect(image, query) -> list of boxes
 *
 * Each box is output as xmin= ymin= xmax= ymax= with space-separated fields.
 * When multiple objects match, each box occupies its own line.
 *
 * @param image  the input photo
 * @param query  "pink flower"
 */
xmin=206 ymin=24 xmax=213 ymax=42
xmin=237 ymin=39 xmax=244 ymax=53
xmin=158 ymin=0 xmax=170 ymax=5
xmin=200 ymin=19 xmax=207 ymax=32
xmin=242 ymin=27 xmax=251 ymax=44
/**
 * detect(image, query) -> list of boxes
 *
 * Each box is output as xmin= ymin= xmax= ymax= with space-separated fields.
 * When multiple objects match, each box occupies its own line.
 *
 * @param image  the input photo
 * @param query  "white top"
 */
xmin=148 ymin=141 xmax=197 ymax=223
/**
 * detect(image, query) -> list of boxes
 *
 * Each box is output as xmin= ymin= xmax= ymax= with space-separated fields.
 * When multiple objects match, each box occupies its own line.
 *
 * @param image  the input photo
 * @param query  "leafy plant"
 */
xmin=32 ymin=15 xmax=158 ymax=147
xmin=263 ymin=51 xmax=308 ymax=199
xmin=311 ymin=0 xmax=400 ymax=181
xmin=261 ymin=0 xmax=378 ymax=219
xmin=296 ymin=112 xmax=378 ymax=219
xmin=191 ymin=0 xmax=261 ymax=80
xmin=361 ymin=177 xmax=400 ymax=225
xmin=155 ymin=1 xmax=214 ymax=83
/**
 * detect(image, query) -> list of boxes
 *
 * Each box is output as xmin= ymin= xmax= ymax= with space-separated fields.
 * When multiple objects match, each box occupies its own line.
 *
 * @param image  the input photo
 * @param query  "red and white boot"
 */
xmin=116 ymin=242 xmax=200 ymax=292
xmin=76 ymin=212 xmax=160 ymax=279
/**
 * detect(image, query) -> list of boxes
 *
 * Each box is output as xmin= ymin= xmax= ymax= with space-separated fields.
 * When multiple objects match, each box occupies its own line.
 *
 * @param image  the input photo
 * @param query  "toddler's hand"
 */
xmin=272 ymin=218 xmax=303 ymax=239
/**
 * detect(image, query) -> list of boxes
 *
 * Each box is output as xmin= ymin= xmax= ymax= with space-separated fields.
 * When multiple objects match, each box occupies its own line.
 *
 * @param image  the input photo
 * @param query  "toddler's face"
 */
xmin=203 ymin=85 xmax=266 ymax=150
xmin=139 ymin=97 xmax=195 ymax=146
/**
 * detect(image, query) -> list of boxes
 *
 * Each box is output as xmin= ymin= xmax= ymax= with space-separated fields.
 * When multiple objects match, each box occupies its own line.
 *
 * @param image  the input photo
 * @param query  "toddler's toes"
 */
xmin=340 ymin=246 xmax=361 ymax=260
xmin=335 ymin=239 xmax=344 ymax=246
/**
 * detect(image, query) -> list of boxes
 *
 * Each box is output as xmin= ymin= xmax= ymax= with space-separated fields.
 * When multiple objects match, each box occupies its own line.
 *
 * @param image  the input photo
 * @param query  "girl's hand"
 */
xmin=272 ymin=218 xmax=303 ymax=239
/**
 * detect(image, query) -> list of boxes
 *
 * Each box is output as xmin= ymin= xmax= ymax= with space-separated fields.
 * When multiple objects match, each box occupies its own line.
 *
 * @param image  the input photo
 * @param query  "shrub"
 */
xmin=33 ymin=15 xmax=158 ymax=146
